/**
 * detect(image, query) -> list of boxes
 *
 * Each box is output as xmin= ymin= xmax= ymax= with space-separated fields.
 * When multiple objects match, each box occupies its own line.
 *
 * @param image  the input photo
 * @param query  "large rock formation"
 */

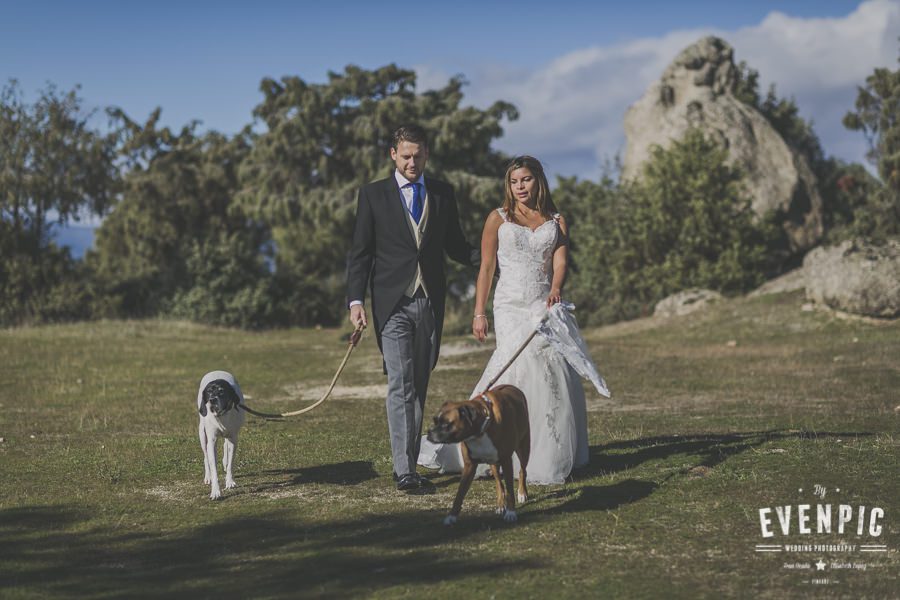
xmin=803 ymin=239 xmax=900 ymax=318
xmin=622 ymin=36 xmax=823 ymax=251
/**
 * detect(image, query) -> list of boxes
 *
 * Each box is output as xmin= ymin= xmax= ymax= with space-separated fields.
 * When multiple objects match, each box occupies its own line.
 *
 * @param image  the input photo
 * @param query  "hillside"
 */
xmin=1 ymin=291 xmax=897 ymax=597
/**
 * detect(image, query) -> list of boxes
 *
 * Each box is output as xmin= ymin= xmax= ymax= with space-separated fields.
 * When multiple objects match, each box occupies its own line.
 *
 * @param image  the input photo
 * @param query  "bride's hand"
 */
xmin=472 ymin=314 xmax=489 ymax=342
xmin=546 ymin=288 xmax=562 ymax=307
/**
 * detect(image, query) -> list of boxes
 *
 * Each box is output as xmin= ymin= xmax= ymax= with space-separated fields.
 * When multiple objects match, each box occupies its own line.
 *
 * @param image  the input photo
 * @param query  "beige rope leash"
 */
xmin=479 ymin=329 xmax=539 ymax=394
xmin=241 ymin=323 xmax=366 ymax=419
xmin=473 ymin=311 xmax=551 ymax=398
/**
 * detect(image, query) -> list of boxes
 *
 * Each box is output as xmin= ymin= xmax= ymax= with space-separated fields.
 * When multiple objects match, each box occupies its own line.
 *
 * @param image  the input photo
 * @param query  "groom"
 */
xmin=347 ymin=124 xmax=480 ymax=493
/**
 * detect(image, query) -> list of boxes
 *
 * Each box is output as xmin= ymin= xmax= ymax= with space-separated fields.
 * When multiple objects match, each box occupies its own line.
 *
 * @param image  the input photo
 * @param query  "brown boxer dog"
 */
xmin=426 ymin=384 xmax=530 ymax=525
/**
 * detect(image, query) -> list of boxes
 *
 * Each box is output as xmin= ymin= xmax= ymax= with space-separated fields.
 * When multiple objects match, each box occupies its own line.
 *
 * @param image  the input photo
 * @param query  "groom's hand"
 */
xmin=349 ymin=304 xmax=368 ymax=328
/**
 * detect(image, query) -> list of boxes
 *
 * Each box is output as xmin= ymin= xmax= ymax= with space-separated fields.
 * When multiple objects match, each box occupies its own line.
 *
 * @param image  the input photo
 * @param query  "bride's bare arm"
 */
xmin=547 ymin=215 xmax=569 ymax=307
xmin=473 ymin=210 xmax=503 ymax=342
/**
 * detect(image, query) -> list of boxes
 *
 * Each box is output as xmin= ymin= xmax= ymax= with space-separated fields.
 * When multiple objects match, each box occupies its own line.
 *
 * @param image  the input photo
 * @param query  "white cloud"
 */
xmin=420 ymin=0 xmax=899 ymax=181
xmin=413 ymin=63 xmax=456 ymax=95
xmin=732 ymin=1 xmax=899 ymax=92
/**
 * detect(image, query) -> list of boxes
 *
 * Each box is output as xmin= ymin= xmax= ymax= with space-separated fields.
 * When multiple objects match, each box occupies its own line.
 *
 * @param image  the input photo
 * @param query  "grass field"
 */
xmin=1 ymin=290 xmax=897 ymax=598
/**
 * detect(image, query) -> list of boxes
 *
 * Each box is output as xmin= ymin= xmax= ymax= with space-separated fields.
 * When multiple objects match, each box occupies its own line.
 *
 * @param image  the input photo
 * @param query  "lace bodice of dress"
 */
xmin=494 ymin=208 xmax=559 ymax=308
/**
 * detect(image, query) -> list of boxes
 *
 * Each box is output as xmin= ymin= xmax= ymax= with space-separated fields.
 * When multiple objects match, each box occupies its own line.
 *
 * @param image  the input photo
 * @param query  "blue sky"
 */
xmin=4 ymin=1 xmax=897 ymax=190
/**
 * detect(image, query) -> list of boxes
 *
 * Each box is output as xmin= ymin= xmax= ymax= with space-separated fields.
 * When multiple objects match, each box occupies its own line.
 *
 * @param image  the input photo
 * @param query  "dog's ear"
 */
xmin=459 ymin=405 xmax=476 ymax=426
xmin=198 ymin=400 xmax=207 ymax=417
xmin=223 ymin=384 xmax=240 ymax=409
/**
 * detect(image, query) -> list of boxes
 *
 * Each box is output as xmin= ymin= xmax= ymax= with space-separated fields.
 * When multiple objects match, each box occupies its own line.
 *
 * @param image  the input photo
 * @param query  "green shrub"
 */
xmin=565 ymin=129 xmax=777 ymax=324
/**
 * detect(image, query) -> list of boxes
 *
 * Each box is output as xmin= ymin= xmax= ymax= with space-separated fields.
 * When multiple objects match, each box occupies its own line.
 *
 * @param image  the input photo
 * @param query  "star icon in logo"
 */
xmin=815 ymin=559 xmax=827 ymax=571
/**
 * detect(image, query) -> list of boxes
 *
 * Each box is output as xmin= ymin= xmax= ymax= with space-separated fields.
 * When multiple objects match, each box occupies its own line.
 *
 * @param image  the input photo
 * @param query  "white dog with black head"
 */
xmin=197 ymin=370 xmax=246 ymax=500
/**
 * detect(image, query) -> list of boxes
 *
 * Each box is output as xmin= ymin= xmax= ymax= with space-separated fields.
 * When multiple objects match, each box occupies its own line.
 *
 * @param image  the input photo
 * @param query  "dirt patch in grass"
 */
xmin=145 ymin=483 xmax=195 ymax=504
xmin=270 ymin=383 xmax=387 ymax=402
xmin=687 ymin=465 xmax=712 ymax=478
xmin=440 ymin=341 xmax=492 ymax=357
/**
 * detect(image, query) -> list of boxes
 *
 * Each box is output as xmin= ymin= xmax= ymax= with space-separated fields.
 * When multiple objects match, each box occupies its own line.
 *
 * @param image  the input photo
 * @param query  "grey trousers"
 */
xmin=380 ymin=293 xmax=436 ymax=477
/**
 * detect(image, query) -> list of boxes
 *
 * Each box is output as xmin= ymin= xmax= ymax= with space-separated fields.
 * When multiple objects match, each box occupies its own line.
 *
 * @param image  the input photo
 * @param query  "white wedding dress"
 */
xmin=418 ymin=209 xmax=609 ymax=484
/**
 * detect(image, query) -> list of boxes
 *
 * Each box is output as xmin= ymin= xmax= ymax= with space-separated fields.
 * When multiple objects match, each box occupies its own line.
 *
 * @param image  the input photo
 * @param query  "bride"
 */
xmin=419 ymin=155 xmax=609 ymax=484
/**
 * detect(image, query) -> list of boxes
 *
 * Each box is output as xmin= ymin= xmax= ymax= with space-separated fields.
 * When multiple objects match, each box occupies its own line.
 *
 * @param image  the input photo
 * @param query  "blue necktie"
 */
xmin=410 ymin=182 xmax=423 ymax=224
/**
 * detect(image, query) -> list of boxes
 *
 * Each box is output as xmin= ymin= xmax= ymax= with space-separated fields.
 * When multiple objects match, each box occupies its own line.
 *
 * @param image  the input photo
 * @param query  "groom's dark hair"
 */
xmin=392 ymin=124 xmax=429 ymax=150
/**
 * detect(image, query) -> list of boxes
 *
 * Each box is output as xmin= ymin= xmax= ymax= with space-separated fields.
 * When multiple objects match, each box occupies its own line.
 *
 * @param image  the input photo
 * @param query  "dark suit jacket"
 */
xmin=346 ymin=174 xmax=479 ymax=368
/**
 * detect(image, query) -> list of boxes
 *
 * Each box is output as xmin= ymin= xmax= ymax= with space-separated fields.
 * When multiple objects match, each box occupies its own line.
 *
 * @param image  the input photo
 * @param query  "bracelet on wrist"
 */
xmin=473 ymin=314 xmax=487 ymax=319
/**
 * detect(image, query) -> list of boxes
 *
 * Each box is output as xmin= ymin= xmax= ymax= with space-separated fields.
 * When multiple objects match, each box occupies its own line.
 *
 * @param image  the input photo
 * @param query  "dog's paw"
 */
xmin=502 ymin=509 xmax=518 ymax=523
xmin=517 ymin=492 xmax=527 ymax=504
xmin=495 ymin=507 xmax=506 ymax=516
xmin=225 ymin=478 xmax=237 ymax=489
xmin=209 ymin=487 xmax=222 ymax=500
xmin=443 ymin=514 xmax=458 ymax=526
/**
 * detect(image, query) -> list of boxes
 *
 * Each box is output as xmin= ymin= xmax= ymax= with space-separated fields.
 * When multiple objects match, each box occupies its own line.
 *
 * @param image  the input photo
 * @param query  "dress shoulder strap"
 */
xmin=497 ymin=208 xmax=511 ymax=222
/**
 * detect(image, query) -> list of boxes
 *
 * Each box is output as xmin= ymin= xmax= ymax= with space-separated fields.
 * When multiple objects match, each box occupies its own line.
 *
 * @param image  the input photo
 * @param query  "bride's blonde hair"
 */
xmin=502 ymin=155 xmax=556 ymax=221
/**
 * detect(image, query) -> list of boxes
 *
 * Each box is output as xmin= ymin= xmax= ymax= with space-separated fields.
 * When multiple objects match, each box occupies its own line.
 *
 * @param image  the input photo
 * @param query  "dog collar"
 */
xmin=477 ymin=394 xmax=493 ymax=436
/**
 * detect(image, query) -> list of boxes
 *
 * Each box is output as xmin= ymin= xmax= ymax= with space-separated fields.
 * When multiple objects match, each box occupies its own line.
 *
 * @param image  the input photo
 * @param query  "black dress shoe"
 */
xmin=401 ymin=473 xmax=435 ymax=495
xmin=415 ymin=474 xmax=436 ymax=494
xmin=396 ymin=474 xmax=419 ymax=491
